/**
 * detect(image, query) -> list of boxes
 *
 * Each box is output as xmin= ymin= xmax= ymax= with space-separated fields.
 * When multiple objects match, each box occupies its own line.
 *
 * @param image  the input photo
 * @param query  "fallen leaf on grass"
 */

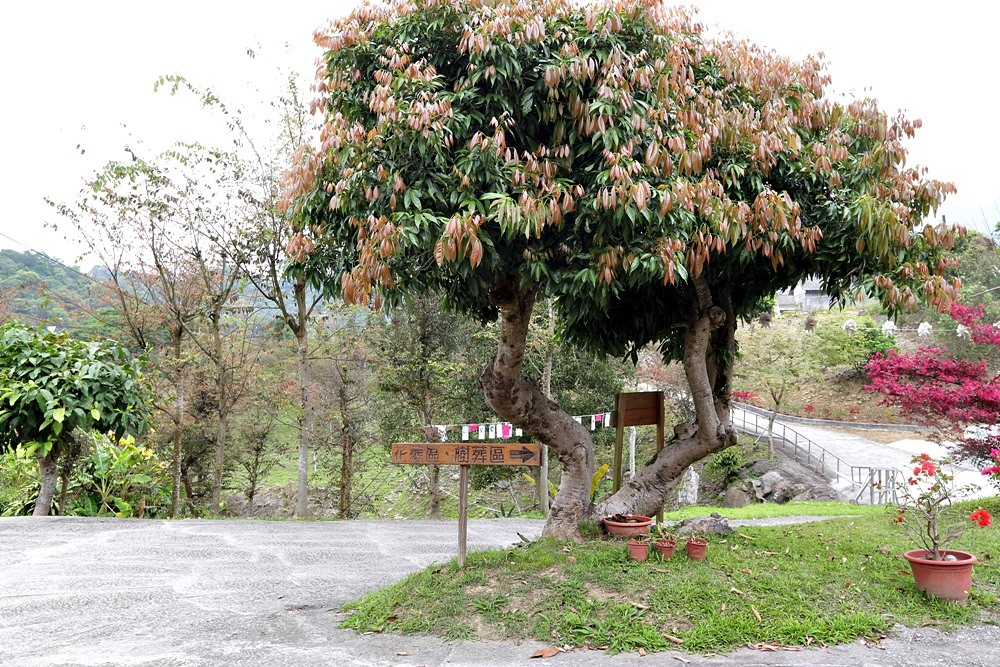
xmin=530 ymin=647 xmax=561 ymax=658
xmin=740 ymin=568 xmax=752 ymax=575
xmin=672 ymin=656 xmax=690 ymax=663
xmin=638 ymin=648 xmax=647 ymax=656
xmin=665 ymin=634 xmax=685 ymax=644
xmin=567 ymin=556 xmax=577 ymax=564
xmin=844 ymin=581 xmax=854 ymax=588
xmin=747 ymin=642 xmax=782 ymax=652
xmin=729 ymin=587 xmax=747 ymax=599
xmin=751 ymin=606 xmax=762 ymax=623
xmin=738 ymin=533 xmax=757 ymax=540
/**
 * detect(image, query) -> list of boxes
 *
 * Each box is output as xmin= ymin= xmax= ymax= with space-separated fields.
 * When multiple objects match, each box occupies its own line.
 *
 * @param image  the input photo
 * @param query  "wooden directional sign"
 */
xmin=391 ymin=442 xmax=541 ymax=467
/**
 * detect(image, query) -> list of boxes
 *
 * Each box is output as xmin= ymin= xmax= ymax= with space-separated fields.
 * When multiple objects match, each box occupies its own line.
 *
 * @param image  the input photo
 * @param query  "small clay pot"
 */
xmin=627 ymin=539 xmax=649 ymax=562
xmin=685 ymin=537 xmax=708 ymax=560
xmin=653 ymin=539 xmax=677 ymax=560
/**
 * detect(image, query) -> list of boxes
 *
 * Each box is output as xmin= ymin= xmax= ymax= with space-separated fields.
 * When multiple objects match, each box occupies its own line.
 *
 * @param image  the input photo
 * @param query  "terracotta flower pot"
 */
xmin=653 ymin=539 xmax=677 ymax=560
xmin=627 ymin=539 xmax=649 ymax=562
xmin=603 ymin=514 xmax=653 ymax=538
xmin=684 ymin=537 xmax=708 ymax=560
xmin=903 ymin=549 xmax=977 ymax=604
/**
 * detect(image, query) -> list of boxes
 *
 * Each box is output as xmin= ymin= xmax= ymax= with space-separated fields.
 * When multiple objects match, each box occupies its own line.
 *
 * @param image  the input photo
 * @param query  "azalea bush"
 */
xmin=983 ymin=447 xmax=1000 ymax=491
xmin=867 ymin=303 xmax=999 ymax=476
xmin=892 ymin=453 xmax=991 ymax=560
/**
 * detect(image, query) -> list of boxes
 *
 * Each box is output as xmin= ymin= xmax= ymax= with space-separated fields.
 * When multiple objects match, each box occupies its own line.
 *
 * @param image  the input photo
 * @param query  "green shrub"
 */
xmin=0 ymin=434 xmax=171 ymax=518
xmin=706 ymin=447 xmax=743 ymax=485
xmin=68 ymin=433 xmax=171 ymax=518
xmin=812 ymin=317 xmax=896 ymax=374
xmin=0 ymin=446 xmax=39 ymax=516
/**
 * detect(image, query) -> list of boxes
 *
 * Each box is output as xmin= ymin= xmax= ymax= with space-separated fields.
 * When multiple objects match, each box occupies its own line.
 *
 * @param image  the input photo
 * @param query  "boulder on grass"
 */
xmin=675 ymin=512 xmax=733 ymax=536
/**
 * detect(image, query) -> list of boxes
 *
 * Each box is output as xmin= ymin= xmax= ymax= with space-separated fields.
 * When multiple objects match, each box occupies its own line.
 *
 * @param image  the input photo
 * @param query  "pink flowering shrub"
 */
xmin=867 ymin=303 xmax=999 ymax=479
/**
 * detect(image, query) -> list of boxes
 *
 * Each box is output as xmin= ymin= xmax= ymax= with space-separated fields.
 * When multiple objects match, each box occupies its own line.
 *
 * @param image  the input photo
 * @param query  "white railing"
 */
xmin=729 ymin=407 xmax=898 ymax=504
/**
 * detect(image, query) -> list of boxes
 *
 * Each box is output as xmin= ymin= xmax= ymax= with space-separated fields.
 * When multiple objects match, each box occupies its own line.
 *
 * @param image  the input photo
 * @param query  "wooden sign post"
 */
xmin=611 ymin=391 xmax=665 ymax=521
xmin=391 ymin=442 xmax=542 ymax=566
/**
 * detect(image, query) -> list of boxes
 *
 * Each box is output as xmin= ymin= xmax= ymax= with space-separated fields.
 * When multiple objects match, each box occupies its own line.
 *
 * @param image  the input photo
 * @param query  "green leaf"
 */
xmin=51 ymin=407 xmax=65 ymax=424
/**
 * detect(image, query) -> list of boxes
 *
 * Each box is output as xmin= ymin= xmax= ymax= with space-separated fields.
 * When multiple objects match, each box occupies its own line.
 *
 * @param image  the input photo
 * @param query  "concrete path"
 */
xmin=2 ymin=516 xmax=999 ymax=666
xmin=733 ymin=407 xmax=996 ymax=501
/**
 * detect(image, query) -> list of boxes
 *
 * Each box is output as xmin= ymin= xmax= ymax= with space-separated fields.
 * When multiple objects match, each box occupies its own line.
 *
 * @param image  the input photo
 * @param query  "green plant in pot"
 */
xmin=651 ymin=523 xmax=677 ymax=559
xmin=893 ymin=453 xmax=992 ymax=603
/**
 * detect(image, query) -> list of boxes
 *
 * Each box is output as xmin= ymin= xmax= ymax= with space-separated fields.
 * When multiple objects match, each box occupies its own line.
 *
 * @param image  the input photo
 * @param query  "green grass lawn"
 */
xmin=661 ymin=500 xmax=883 ymax=521
xmin=342 ymin=498 xmax=1000 ymax=654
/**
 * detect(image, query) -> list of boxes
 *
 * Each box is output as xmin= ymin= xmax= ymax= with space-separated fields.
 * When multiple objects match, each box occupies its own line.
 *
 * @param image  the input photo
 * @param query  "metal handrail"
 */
xmin=729 ymin=407 xmax=898 ymax=504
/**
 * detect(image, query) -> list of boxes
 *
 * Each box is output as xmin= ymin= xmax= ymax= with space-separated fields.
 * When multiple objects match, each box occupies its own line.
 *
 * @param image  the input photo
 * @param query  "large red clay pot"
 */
xmin=603 ymin=514 xmax=653 ymax=538
xmin=903 ymin=549 xmax=977 ymax=604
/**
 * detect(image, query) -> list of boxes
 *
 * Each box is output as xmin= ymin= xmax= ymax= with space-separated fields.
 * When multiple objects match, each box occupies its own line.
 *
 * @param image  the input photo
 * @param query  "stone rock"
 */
xmin=678 ymin=466 xmax=700 ymax=505
xmin=723 ymin=486 xmax=751 ymax=508
xmin=748 ymin=459 xmax=771 ymax=476
xmin=675 ymin=512 xmax=733 ymax=536
xmin=751 ymin=471 xmax=795 ymax=504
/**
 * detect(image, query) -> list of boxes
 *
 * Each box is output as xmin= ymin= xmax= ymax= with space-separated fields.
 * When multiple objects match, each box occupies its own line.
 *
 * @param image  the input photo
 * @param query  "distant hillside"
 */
xmin=0 ymin=249 xmax=112 ymax=335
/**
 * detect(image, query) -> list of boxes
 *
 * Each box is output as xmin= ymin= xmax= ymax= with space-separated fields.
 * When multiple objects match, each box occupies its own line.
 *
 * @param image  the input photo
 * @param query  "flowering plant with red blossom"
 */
xmin=982 ymin=448 xmax=1000 ymax=489
xmin=893 ymin=453 xmax=992 ymax=560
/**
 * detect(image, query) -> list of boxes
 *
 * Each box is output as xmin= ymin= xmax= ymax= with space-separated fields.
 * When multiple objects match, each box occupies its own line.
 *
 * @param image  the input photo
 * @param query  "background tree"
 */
xmin=0 ymin=323 xmax=151 ymax=515
xmin=284 ymin=0 xmax=960 ymax=537
xmin=51 ymin=156 xmax=209 ymax=517
xmin=369 ymin=294 xmax=479 ymax=517
xmin=154 ymin=74 xmax=329 ymax=518
xmin=736 ymin=313 xmax=817 ymax=455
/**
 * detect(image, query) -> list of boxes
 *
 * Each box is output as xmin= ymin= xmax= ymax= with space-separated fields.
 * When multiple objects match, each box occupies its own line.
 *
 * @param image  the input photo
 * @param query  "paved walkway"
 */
xmin=2 ymin=515 xmax=999 ymax=666
xmin=733 ymin=407 xmax=996 ymax=501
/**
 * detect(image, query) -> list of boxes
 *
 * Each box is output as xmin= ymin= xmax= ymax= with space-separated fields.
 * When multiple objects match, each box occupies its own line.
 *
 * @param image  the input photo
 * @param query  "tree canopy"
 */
xmin=286 ymin=0 xmax=958 ymax=347
xmin=285 ymin=0 xmax=963 ymax=536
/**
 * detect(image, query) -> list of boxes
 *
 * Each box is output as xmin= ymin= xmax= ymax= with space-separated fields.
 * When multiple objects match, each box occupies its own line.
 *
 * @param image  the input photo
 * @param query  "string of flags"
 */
xmin=431 ymin=411 xmax=614 ymax=441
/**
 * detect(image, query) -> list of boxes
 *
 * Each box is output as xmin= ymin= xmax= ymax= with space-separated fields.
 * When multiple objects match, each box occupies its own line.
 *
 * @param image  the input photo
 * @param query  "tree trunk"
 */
xmin=337 ymin=367 xmax=353 ymax=518
xmin=169 ymin=326 xmax=185 ymax=518
xmin=595 ymin=280 xmax=737 ymax=519
xmin=478 ymin=282 xmax=593 ymax=539
xmin=421 ymin=410 xmax=443 ymax=519
xmin=765 ymin=387 xmax=785 ymax=459
xmin=536 ymin=298 xmax=554 ymax=517
xmin=294 ymin=303 xmax=312 ymax=517
xmin=34 ymin=446 xmax=60 ymax=517
xmin=211 ymin=312 xmax=226 ymax=515
xmin=56 ymin=435 xmax=81 ymax=516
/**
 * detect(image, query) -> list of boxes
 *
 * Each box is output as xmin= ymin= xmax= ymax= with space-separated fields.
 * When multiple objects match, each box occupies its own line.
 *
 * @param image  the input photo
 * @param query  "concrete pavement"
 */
xmin=2 ymin=516 xmax=999 ymax=666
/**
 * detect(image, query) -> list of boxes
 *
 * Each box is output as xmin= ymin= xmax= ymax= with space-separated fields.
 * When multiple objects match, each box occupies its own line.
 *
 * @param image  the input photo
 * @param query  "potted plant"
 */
xmin=651 ymin=524 xmax=677 ymax=559
xmin=603 ymin=513 xmax=653 ymax=538
xmin=684 ymin=536 xmax=708 ymax=560
xmin=892 ymin=453 xmax=992 ymax=603
xmin=626 ymin=535 xmax=650 ymax=561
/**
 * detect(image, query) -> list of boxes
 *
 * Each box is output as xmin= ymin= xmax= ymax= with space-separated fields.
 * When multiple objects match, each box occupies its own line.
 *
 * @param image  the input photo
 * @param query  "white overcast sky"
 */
xmin=1 ymin=1 xmax=998 ymax=267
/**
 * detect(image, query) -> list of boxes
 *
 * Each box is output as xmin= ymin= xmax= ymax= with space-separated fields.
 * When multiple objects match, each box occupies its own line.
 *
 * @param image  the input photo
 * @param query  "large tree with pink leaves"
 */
xmin=283 ymin=0 xmax=961 ymax=538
